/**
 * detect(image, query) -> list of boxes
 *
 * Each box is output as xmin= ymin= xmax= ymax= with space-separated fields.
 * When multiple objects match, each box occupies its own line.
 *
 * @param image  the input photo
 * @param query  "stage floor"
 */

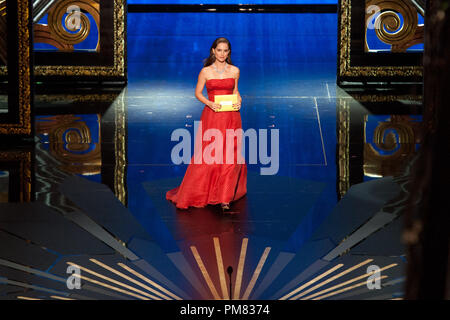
xmin=0 ymin=12 xmax=423 ymax=301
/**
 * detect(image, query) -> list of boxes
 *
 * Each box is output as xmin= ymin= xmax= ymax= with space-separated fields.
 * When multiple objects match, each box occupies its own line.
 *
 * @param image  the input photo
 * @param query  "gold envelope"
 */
xmin=214 ymin=94 xmax=238 ymax=112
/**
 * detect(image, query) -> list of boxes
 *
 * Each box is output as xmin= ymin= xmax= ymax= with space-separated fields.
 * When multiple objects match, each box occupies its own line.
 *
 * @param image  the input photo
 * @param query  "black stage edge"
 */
xmin=4 ymin=300 xmax=449 ymax=317
xmin=127 ymin=4 xmax=338 ymax=13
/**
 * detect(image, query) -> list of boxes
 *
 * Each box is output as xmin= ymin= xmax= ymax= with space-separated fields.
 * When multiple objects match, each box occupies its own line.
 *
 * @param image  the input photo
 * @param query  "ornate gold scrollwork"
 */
xmin=0 ymin=0 xmax=125 ymax=77
xmin=365 ymin=0 xmax=424 ymax=52
xmin=42 ymin=0 xmax=100 ymax=51
xmin=35 ymin=93 xmax=119 ymax=103
xmin=36 ymin=114 xmax=101 ymax=175
xmin=35 ymin=0 xmax=125 ymax=77
xmin=0 ymin=0 xmax=32 ymax=135
xmin=337 ymin=95 xmax=422 ymax=197
xmin=34 ymin=24 xmax=73 ymax=51
xmin=339 ymin=0 xmax=422 ymax=78
xmin=364 ymin=115 xmax=421 ymax=177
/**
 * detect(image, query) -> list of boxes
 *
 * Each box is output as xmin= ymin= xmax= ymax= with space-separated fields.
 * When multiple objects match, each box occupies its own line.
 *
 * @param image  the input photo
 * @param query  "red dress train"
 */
xmin=166 ymin=78 xmax=247 ymax=209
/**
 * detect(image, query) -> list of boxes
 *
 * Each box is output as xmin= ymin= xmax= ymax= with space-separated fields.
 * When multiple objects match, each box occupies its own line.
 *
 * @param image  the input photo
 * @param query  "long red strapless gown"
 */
xmin=166 ymin=77 xmax=247 ymax=209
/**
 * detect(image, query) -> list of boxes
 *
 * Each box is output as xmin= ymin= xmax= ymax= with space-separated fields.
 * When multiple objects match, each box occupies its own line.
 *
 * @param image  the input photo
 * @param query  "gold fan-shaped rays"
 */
xmin=190 ymin=237 xmax=271 ymax=300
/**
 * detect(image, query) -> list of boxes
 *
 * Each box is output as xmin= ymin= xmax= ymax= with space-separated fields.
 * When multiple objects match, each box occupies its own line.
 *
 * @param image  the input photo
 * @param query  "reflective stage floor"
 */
xmin=0 ymin=12 xmax=423 ymax=301
xmin=0 ymin=79 xmax=422 ymax=301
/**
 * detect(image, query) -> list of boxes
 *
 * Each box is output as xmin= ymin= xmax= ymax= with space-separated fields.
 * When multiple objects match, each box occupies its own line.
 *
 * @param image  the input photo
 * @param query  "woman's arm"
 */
xmin=233 ymin=67 xmax=242 ymax=109
xmin=195 ymin=68 xmax=218 ymax=110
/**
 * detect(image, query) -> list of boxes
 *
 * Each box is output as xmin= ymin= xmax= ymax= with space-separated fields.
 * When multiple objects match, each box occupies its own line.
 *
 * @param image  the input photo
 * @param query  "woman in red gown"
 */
xmin=166 ymin=37 xmax=247 ymax=211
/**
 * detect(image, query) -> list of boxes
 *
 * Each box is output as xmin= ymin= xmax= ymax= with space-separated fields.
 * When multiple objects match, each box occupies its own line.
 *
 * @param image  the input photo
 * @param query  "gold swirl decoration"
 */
xmin=366 ymin=0 xmax=424 ymax=52
xmin=364 ymin=115 xmax=421 ymax=177
xmin=0 ymin=0 xmax=125 ymax=77
xmin=34 ymin=24 xmax=74 ymax=51
xmin=36 ymin=115 xmax=101 ymax=175
xmin=372 ymin=119 xmax=415 ymax=145
xmin=44 ymin=0 xmax=100 ymax=51
xmin=338 ymin=0 xmax=422 ymax=78
xmin=36 ymin=0 xmax=124 ymax=77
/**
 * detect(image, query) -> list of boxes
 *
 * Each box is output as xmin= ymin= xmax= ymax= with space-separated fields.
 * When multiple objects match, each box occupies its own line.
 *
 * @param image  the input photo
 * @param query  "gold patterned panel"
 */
xmin=34 ymin=24 xmax=74 ymax=51
xmin=36 ymin=0 xmax=124 ymax=77
xmin=34 ymin=91 xmax=126 ymax=204
xmin=113 ymin=89 xmax=127 ymax=206
xmin=36 ymin=114 xmax=101 ymax=175
xmin=3 ymin=0 xmax=100 ymax=55
xmin=339 ymin=0 xmax=422 ymax=78
xmin=0 ymin=0 xmax=125 ymax=78
xmin=35 ymin=93 xmax=120 ymax=103
xmin=348 ymin=93 xmax=423 ymax=103
xmin=40 ymin=0 xmax=100 ymax=51
xmin=337 ymin=99 xmax=350 ymax=199
xmin=365 ymin=0 xmax=424 ymax=52
xmin=364 ymin=115 xmax=421 ymax=177
xmin=0 ymin=0 xmax=32 ymax=136
xmin=337 ymin=93 xmax=422 ymax=198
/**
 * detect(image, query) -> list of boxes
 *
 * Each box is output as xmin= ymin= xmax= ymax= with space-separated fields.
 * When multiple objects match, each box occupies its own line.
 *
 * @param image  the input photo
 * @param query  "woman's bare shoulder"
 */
xmin=202 ymin=66 xmax=213 ymax=72
xmin=200 ymin=66 xmax=213 ymax=76
xmin=198 ymin=67 xmax=210 ymax=80
xmin=230 ymin=65 xmax=240 ymax=76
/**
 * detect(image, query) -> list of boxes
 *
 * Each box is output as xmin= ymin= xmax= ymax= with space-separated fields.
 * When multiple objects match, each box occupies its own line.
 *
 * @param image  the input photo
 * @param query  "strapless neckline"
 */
xmin=206 ymin=77 xmax=235 ymax=82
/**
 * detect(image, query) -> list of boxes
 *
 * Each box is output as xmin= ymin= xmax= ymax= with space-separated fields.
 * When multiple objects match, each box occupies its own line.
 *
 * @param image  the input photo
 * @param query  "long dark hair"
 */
xmin=203 ymin=37 xmax=234 ymax=67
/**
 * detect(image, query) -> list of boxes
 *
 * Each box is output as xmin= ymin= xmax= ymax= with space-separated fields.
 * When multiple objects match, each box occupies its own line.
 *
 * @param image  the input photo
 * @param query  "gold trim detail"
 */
xmin=35 ymin=93 xmax=120 ymax=103
xmin=364 ymin=115 xmax=421 ymax=178
xmin=47 ymin=0 xmax=100 ymax=49
xmin=0 ymin=150 xmax=32 ymax=202
xmin=0 ymin=0 xmax=125 ymax=77
xmin=349 ymin=94 xmax=422 ymax=102
xmin=114 ymin=90 xmax=127 ymax=205
xmin=35 ymin=114 xmax=102 ymax=176
xmin=0 ymin=0 xmax=32 ymax=135
xmin=337 ymin=98 xmax=350 ymax=199
xmin=339 ymin=0 xmax=422 ymax=78
xmin=365 ymin=0 xmax=423 ymax=52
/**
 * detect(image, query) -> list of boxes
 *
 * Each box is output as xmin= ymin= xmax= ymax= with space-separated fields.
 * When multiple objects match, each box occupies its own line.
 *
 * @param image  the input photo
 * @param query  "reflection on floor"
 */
xmin=0 ymin=9 xmax=423 ymax=300
xmin=0 ymin=78 xmax=422 ymax=300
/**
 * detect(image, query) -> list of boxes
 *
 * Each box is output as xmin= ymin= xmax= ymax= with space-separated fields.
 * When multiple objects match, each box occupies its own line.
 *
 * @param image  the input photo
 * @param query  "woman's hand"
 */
xmin=232 ymin=97 xmax=242 ymax=110
xmin=208 ymin=101 xmax=222 ymax=112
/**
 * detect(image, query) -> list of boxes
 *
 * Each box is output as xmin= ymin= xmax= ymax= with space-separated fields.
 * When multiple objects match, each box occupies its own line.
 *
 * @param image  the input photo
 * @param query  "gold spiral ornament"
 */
xmin=47 ymin=0 xmax=100 ymax=47
xmin=373 ymin=121 xmax=415 ymax=146
xmin=377 ymin=10 xmax=401 ymax=33
xmin=65 ymin=8 xmax=90 ymax=32
xmin=367 ymin=0 xmax=418 ymax=48
xmin=364 ymin=116 xmax=418 ymax=178
xmin=36 ymin=115 xmax=102 ymax=175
